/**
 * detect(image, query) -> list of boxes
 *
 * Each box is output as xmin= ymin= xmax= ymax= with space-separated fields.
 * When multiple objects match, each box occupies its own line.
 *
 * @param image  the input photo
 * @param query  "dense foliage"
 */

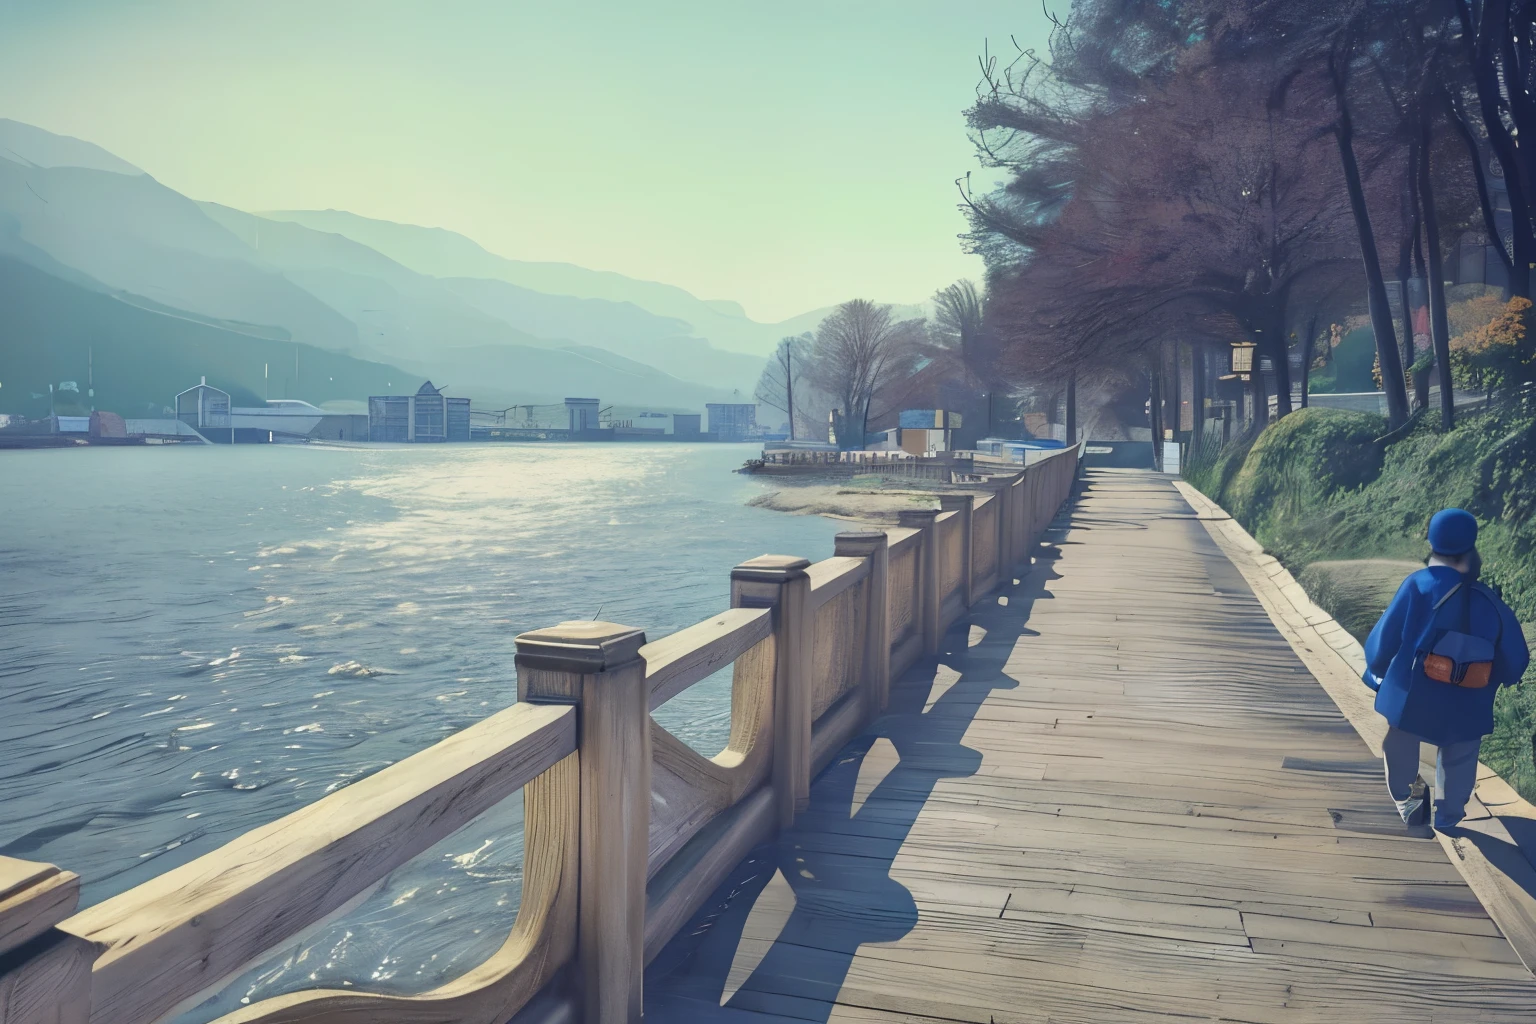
xmin=963 ymin=0 xmax=1536 ymax=432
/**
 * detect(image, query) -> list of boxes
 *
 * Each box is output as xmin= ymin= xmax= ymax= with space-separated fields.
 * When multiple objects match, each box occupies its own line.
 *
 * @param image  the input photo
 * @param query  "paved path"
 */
xmin=645 ymin=469 xmax=1536 ymax=1022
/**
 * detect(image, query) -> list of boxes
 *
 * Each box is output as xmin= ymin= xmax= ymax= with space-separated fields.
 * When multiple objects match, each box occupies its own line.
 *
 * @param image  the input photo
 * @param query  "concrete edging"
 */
xmin=1173 ymin=479 xmax=1536 ymax=973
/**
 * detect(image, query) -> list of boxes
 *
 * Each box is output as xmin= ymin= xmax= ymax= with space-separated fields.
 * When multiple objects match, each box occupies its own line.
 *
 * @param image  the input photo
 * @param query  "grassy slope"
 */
xmin=1186 ymin=406 xmax=1536 ymax=799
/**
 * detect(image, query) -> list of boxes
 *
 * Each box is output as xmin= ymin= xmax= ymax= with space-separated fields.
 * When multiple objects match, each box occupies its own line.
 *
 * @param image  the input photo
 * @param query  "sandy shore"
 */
xmin=746 ymin=480 xmax=991 ymax=524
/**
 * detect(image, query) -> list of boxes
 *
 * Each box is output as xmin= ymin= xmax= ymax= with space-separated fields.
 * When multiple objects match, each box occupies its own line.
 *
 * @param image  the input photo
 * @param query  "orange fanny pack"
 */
xmin=1422 ymin=652 xmax=1493 ymax=688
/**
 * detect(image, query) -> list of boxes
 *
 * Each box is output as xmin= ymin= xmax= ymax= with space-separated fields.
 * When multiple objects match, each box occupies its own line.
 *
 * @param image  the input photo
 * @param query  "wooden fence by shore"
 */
xmin=0 ymin=446 xmax=1080 ymax=1024
xmin=748 ymin=449 xmax=985 ymax=482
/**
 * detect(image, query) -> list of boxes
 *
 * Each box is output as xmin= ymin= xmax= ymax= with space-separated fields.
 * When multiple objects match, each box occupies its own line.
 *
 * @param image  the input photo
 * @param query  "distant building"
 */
xmin=565 ymin=398 xmax=601 ymax=433
xmin=370 ymin=381 xmax=470 ymax=442
xmin=706 ymin=403 xmax=757 ymax=442
xmin=673 ymin=413 xmax=702 ymax=438
xmin=231 ymin=399 xmax=368 ymax=442
xmin=896 ymin=409 xmax=961 ymax=454
xmin=175 ymin=379 xmax=372 ymax=442
xmin=176 ymin=378 xmax=232 ymax=442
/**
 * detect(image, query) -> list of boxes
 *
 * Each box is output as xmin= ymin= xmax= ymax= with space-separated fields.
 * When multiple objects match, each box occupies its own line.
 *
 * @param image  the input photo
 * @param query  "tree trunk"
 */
xmin=1397 ymin=273 xmax=1416 ymax=410
xmin=1420 ymin=103 xmax=1456 ymax=430
xmin=1167 ymin=343 xmax=1179 ymax=442
xmin=1270 ymin=330 xmax=1294 ymax=419
xmin=1332 ymin=56 xmax=1410 ymax=428
xmin=1467 ymin=0 xmax=1535 ymax=297
xmin=1444 ymin=88 xmax=1516 ymax=293
xmin=1299 ymin=314 xmax=1316 ymax=409
xmin=1192 ymin=344 xmax=1208 ymax=451
xmin=1149 ymin=358 xmax=1164 ymax=471
xmin=786 ymin=354 xmax=796 ymax=441
xmin=1400 ymin=140 xmax=1421 ymax=410
xmin=1065 ymin=371 xmax=1078 ymax=445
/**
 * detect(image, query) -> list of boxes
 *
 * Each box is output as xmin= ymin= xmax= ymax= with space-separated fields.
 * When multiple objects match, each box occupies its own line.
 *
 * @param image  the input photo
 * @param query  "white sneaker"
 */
xmin=1395 ymin=778 xmax=1430 ymax=826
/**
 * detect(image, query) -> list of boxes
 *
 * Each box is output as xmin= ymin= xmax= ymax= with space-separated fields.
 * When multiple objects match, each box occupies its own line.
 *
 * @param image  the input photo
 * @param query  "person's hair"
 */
xmin=1426 ymin=546 xmax=1482 ymax=581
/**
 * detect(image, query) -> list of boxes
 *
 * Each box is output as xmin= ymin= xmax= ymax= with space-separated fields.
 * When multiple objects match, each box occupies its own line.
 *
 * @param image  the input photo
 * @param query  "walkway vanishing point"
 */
xmin=4 ymin=450 xmax=1536 ymax=1024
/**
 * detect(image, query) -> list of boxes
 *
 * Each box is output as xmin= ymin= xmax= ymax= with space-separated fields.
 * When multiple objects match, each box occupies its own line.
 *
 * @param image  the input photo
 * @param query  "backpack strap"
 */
xmin=1432 ymin=581 xmax=1463 ymax=612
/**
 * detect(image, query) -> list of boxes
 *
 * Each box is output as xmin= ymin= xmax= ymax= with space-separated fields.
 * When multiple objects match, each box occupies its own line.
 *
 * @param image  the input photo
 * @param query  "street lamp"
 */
xmin=1225 ymin=342 xmax=1256 ymax=381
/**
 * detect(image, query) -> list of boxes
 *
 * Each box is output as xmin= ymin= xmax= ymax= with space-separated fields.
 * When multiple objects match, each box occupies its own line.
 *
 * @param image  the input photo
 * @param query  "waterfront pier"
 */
xmin=4 ymin=448 xmax=1536 ymax=1023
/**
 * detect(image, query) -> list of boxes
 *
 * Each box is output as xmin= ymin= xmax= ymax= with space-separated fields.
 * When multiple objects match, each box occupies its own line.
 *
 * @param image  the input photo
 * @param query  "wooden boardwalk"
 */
xmin=645 ymin=469 xmax=1536 ymax=1022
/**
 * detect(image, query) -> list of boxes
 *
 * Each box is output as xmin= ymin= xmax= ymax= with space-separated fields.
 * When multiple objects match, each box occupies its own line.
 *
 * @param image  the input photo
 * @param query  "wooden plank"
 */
xmin=0 ymin=860 xmax=78 ymax=960
xmin=0 ymin=931 xmax=95 ymax=1024
xmin=645 ymin=787 xmax=776 ymax=965
xmin=808 ymin=557 xmax=871 ymax=612
xmin=644 ymin=607 xmax=772 ymax=711
xmin=732 ymin=557 xmax=812 ymax=830
xmin=809 ymin=692 xmax=866 ymax=779
xmin=884 ymin=527 xmax=920 ymax=557
xmin=648 ymin=625 xmax=774 ymax=879
xmin=212 ymin=752 xmax=579 ymax=1024
xmin=60 ymin=701 xmax=576 ymax=1024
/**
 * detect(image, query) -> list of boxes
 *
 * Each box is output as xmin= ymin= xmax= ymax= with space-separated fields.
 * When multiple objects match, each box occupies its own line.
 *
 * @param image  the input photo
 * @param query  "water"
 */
xmin=0 ymin=442 xmax=841 ymax=1013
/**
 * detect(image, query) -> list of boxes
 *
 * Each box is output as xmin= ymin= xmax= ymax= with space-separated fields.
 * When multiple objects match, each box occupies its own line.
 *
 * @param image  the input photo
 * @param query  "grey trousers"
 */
xmin=1382 ymin=725 xmax=1482 ymax=828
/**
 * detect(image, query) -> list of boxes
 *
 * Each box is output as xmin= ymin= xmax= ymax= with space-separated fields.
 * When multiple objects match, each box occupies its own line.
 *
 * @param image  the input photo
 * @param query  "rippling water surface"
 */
xmin=0 ymin=442 xmax=840 ymax=1016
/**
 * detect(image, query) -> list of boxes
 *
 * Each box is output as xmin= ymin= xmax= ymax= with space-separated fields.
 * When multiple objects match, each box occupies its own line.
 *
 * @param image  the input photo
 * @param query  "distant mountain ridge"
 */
xmin=0 ymin=119 xmax=928 ymax=423
xmin=261 ymin=209 xmax=883 ymax=357
xmin=0 ymin=118 xmax=144 ymax=176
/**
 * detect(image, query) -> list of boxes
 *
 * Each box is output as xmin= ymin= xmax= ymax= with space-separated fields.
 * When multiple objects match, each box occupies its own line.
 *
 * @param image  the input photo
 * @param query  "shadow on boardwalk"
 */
xmin=645 ymin=523 xmax=1070 ymax=1020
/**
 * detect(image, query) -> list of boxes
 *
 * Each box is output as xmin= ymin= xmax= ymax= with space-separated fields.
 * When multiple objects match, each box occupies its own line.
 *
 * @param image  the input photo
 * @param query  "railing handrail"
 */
xmin=642 ymin=606 xmax=772 ymax=711
xmin=57 ymin=701 xmax=577 ymax=1024
xmin=805 ymin=555 xmax=870 ymax=610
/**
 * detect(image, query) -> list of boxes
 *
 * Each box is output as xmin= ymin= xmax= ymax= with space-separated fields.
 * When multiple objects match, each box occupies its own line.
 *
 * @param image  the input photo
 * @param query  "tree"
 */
xmin=970 ymin=31 xmax=1361 ymax=424
xmin=754 ymin=334 xmax=812 ymax=439
xmin=807 ymin=300 xmax=924 ymax=450
xmin=928 ymin=280 xmax=1003 ymax=438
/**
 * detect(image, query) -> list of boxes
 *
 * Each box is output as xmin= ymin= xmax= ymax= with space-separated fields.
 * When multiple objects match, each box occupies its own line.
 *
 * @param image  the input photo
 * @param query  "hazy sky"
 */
xmin=0 ymin=1 xmax=1052 ymax=321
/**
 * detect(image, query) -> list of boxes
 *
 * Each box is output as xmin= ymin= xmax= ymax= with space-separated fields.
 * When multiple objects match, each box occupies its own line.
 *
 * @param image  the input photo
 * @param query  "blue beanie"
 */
xmin=1428 ymin=508 xmax=1478 ymax=556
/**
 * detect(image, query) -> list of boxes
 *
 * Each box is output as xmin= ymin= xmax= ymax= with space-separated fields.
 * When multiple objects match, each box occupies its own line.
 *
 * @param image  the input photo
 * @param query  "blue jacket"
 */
xmin=1364 ymin=566 xmax=1530 ymax=745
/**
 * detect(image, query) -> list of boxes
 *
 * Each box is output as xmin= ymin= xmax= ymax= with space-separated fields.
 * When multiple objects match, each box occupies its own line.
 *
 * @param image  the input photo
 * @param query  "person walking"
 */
xmin=1363 ymin=508 xmax=1529 ymax=829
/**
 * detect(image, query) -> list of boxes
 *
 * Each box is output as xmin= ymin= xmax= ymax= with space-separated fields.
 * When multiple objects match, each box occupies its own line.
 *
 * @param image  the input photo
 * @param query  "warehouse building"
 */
xmin=369 ymin=381 xmax=471 ymax=442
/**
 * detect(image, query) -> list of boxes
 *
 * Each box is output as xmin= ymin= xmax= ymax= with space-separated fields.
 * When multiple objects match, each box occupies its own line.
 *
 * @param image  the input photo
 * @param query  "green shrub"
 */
xmin=1223 ymin=408 xmax=1385 ymax=527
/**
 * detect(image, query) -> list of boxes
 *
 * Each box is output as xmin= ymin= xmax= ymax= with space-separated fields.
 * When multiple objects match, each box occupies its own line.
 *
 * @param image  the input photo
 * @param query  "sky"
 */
xmin=0 ymin=0 xmax=1053 ymax=322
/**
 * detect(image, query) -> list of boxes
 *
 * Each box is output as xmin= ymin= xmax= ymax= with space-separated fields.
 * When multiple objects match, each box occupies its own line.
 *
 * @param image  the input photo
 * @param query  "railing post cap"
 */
xmin=731 ymin=554 xmax=811 ymax=582
xmin=833 ymin=530 xmax=888 ymax=556
xmin=896 ymin=508 xmax=940 ymax=527
xmin=514 ymin=620 xmax=647 ymax=672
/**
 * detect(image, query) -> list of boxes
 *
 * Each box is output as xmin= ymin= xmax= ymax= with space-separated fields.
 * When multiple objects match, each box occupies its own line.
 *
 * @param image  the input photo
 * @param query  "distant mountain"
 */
xmin=397 ymin=343 xmax=746 ymax=411
xmin=0 ymin=156 xmax=359 ymax=352
xmin=199 ymin=204 xmax=764 ymax=393
xmin=0 ymin=119 xmax=144 ymax=176
xmin=438 ymin=277 xmax=764 ymax=393
xmin=263 ymin=209 xmax=814 ymax=357
xmin=0 ymin=120 xmax=931 ymax=415
xmin=196 ymin=203 xmax=557 ymax=363
xmin=0 ymin=254 xmax=746 ymax=418
xmin=0 ymin=256 xmax=404 ymax=418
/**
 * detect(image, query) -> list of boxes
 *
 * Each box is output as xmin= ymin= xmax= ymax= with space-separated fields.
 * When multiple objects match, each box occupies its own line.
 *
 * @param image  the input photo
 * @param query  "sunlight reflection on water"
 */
xmin=0 ymin=442 xmax=841 ymax=1013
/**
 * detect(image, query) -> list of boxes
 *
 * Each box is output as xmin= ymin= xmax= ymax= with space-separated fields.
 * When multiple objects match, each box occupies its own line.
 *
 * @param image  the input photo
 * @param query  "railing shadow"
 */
xmin=645 ymin=534 xmax=1070 ymax=1020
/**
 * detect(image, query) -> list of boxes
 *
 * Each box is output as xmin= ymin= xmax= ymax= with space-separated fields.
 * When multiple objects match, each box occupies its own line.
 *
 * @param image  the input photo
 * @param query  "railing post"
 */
xmin=897 ymin=509 xmax=941 ymax=656
xmin=834 ymin=531 xmax=889 ymax=716
xmin=0 ymin=857 xmax=91 ymax=1024
xmin=939 ymin=494 xmax=974 ymax=608
xmin=731 ymin=556 xmax=812 ymax=827
xmin=516 ymin=621 xmax=650 ymax=1024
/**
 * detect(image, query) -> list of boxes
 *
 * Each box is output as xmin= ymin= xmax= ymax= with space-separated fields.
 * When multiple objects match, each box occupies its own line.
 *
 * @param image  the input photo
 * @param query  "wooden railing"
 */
xmin=0 ymin=446 xmax=1080 ymax=1024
